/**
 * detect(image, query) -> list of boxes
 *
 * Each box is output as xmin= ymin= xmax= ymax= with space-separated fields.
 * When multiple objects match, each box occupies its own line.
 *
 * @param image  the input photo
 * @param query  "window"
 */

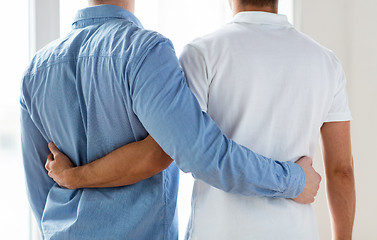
xmin=0 ymin=1 xmax=30 ymax=239
xmin=60 ymin=0 xmax=88 ymax=36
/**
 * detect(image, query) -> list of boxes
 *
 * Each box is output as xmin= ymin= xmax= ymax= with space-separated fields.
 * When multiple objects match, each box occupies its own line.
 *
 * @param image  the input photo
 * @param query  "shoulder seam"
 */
xmin=129 ymin=37 xmax=172 ymax=80
xmin=184 ymin=43 xmax=212 ymax=82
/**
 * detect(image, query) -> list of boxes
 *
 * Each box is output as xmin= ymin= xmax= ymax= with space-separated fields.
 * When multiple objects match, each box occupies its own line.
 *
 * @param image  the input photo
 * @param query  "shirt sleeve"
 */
xmin=325 ymin=59 xmax=352 ymax=122
xmin=20 ymin=98 xmax=55 ymax=230
xmin=179 ymin=44 xmax=209 ymax=112
xmin=130 ymin=39 xmax=305 ymax=198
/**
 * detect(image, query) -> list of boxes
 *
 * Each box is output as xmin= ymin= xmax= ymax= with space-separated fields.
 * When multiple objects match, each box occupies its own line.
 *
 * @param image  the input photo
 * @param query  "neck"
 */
xmin=88 ymin=0 xmax=135 ymax=13
xmin=232 ymin=2 xmax=278 ymax=16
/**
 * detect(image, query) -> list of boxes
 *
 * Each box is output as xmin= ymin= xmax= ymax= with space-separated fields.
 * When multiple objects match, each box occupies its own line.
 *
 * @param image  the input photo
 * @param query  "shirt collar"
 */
xmin=231 ymin=11 xmax=292 ymax=27
xmin=72 ymin=4 xmax=143 ymax=29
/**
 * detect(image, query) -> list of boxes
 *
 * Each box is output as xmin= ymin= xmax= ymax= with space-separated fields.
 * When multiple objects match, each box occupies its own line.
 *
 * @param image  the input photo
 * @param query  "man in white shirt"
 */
xmin=179 ymin=0 xmax=355 ymax=239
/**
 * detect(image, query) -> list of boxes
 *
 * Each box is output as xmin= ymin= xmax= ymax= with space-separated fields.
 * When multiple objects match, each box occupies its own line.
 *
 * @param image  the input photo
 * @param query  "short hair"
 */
xmin=240 ymin=0 xmax=277 ymax=7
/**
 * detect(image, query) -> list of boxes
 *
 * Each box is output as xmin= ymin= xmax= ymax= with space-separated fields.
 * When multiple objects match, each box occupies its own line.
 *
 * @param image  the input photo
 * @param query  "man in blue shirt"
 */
xmin=21 ymin=1 xmax=320 ymax=239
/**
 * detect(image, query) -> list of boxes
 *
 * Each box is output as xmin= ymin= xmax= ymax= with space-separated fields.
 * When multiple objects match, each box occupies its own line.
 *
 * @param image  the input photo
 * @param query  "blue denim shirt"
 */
xmin=20 ymin=5 xmax=305 ymax=239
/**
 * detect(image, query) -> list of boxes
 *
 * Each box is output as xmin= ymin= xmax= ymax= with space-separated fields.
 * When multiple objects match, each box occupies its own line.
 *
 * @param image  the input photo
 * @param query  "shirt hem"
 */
xmin=324 ymin=112 xmax=352 ymax=122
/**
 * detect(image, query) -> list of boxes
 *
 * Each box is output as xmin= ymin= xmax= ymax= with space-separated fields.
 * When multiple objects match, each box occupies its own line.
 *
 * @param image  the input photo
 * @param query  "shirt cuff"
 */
xmin=282 ymin=161 xmax=306 ymax=198
xmin=325 ymin=112 xmax=352 ymax=123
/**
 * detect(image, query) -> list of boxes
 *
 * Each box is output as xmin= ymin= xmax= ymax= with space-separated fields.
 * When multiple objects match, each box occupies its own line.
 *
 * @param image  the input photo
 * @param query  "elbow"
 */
xmin=155 ymin=158 xmax=174 ymax=173
xmin=328 ymin=166 xmax=354 ymax=179
xmin=335 ymin=166 xmax=354 ymax=178
xmin=145 ymin=151 xmax=173 ymax=176
xmin=327 ymin=156 xmax=354 ymax=179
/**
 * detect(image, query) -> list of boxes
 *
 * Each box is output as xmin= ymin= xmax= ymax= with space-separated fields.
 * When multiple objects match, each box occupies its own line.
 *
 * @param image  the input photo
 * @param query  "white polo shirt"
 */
xmin=179 ymin=11 xmax=351 ymax=240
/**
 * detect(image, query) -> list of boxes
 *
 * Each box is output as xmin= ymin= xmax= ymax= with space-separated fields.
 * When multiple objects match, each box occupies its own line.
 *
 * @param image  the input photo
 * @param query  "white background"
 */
xmin=0 ymin=0 xmax=29 ymax=239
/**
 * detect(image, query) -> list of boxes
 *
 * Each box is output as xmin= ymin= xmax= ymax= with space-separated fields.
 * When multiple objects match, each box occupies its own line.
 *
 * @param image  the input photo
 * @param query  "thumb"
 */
xmin=308 ymin=158 xmax=313 ymax=166
xmin=48 ymin=142 xmax=61 ymax=157
xmin=302 ymin=157 xmax=313 ymax=166
xmin=45 ymin=153 xmax=54 ymax=171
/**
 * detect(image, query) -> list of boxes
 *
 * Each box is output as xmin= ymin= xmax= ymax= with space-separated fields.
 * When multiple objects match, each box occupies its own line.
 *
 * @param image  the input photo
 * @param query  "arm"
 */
xmin=130 ymin=38 xmax=305 ymax=198
xmin=179 ymin=44 xmax=320 ymax=203
xmin=21 ymin=102 xmax=55 ymax=229
xmin=321 ymin=121 xmax=355 ymax=240
xmin=46 ymin=138 xmax=318 ymax=203
xmin=45 ymin=39 xmax=316 ymax=201
xmin=45 ymin=135 xmax=172 ymax=189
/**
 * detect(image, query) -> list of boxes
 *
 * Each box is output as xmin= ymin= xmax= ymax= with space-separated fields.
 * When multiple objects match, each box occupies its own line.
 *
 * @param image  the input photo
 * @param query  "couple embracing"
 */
xmin=21 ymin=0 xmax=355 ymax=239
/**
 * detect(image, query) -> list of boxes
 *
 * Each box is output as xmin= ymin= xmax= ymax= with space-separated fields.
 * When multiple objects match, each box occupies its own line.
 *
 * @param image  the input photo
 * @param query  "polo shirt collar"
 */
xmin=72 ymin=4 xmax=143 ymax=29
xmin=231 ymin=11 xmax=292 ymax=27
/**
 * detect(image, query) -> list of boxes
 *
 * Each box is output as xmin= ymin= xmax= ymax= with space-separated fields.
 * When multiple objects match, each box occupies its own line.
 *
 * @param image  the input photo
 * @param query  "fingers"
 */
xmin=317 ymin=173 xmax=322 ymax=182
xmin=296 ymin=156 xmax=313 ymax=166
xmin=293 ymin=157 xmax=321 ymax=205
xmin=292 ymin=195 xmax=315 ymax=205
xmin=303 ymin=156 xmax=313 ymax=166
xmin=45 ymin=153 xmax=54 ymax=171
xmin=48 ymin=142 xmax=61 ymax=157
xmin=304 ymin=196 xmax=315 ymax=204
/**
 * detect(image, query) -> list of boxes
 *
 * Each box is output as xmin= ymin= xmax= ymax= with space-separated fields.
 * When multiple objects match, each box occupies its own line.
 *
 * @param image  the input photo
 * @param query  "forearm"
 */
xmin=321 ymin=121 xmax=355 ymax=239
xmin=67 ymin=136 xmax=172 ymax=189
xmin=326 ymin=168 xmax=356 ymax=240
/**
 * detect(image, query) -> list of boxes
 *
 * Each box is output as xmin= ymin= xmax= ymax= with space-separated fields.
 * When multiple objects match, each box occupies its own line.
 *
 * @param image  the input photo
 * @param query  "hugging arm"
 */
xmin=47 ymin=38 xmax=312 ymax=200
xmin=46 ymin=135 xmax=172 ymax=189
xmin=119 ymin=39 xmax=306 ymax=198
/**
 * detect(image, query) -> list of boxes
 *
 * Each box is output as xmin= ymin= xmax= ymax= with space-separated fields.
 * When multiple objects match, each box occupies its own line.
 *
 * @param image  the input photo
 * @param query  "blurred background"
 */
xmin=0 ymin=0 xmax=375 ymax=239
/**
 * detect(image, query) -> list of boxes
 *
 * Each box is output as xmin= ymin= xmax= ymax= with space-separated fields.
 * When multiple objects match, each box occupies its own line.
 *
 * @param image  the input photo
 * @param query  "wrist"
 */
xmin=284 ymin=161 xmax=306 ymax=198
xmin=65 ymin=167 xmax=81 ymax=189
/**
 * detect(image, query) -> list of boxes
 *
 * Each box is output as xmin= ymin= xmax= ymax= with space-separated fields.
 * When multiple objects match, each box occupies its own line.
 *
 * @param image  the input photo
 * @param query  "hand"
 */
xmin=45 ymin=142 xmax=77 ymax=189
xmin=292 ymin=157 xmax=321 ymax=204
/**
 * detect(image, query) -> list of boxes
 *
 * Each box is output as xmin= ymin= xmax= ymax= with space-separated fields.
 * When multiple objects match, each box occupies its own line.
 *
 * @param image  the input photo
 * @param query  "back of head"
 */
xmin=240 ymin=0 xmax=277 ymax=7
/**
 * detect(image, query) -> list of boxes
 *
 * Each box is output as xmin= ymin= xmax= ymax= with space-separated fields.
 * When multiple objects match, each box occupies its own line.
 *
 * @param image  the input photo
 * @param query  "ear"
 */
xmin=228 ymin=0 xmax=234 ymax=10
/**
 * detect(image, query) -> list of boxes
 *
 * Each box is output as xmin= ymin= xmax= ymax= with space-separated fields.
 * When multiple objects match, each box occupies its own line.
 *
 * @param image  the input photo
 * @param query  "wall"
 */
xmin=297 ymin=0 xmax=377 ymax=239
